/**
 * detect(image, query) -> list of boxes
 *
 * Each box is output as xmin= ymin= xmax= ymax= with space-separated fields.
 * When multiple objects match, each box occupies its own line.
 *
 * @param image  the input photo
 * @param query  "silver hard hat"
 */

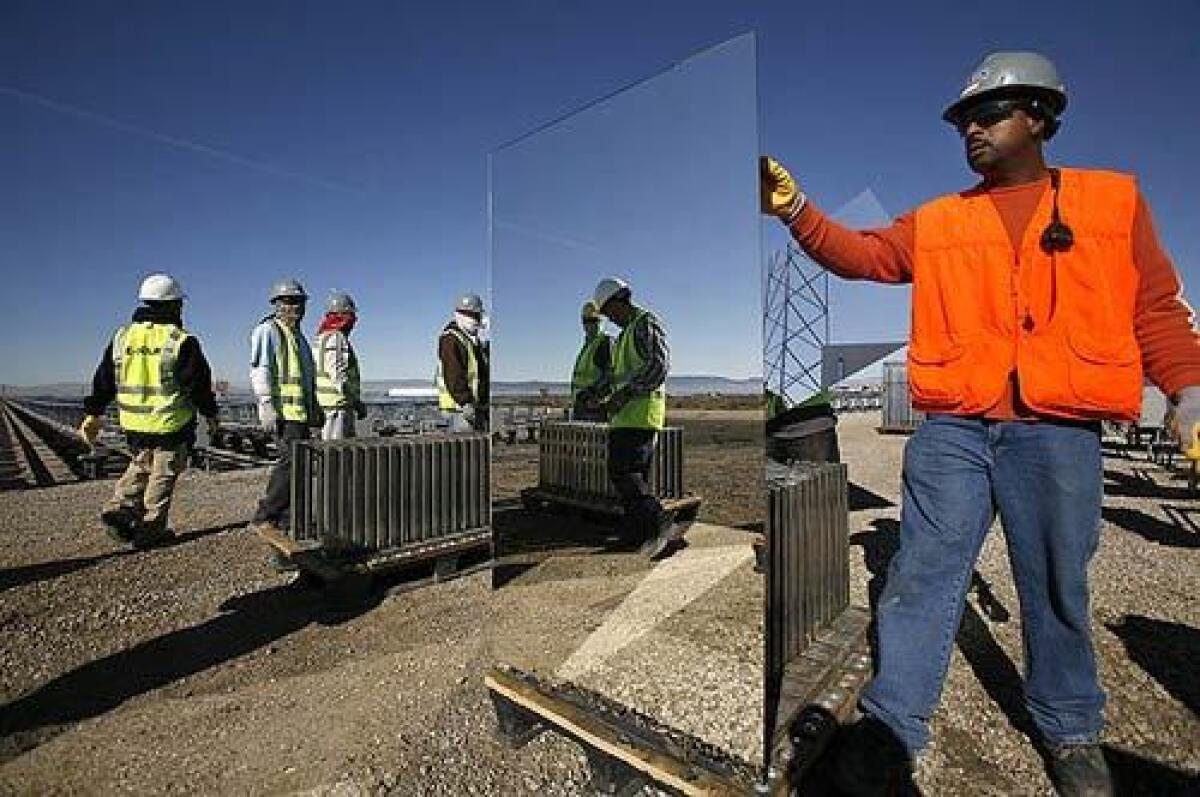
xmin=270 ymin=278 xmax=308 ymax=302
xmin=943 ymin=51 xmax=1067 ymax=128
xmin=456 ymin=293 xmax=484 ymax=315
xmin=326 ymin=291 xmax=357 ymax=313
xmin=592 ymin=276 xmax=631 ymax=312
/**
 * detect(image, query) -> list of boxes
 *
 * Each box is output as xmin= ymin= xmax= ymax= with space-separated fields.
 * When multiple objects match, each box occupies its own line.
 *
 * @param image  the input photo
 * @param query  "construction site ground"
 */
xmin=1 ymin=412 xmax=1197 ymax=795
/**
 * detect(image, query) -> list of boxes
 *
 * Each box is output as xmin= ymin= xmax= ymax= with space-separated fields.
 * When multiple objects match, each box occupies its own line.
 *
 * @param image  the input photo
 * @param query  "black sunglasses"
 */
xmin=275 ymin=296 xmax=306 ymax=306
xmin=954 ymin=100 xmax=1026 ymax=135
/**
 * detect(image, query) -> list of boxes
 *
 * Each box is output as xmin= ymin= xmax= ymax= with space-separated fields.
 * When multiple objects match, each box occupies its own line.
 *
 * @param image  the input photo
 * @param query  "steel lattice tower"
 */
xmin=764 ymin=241 xmax=829 ymax=408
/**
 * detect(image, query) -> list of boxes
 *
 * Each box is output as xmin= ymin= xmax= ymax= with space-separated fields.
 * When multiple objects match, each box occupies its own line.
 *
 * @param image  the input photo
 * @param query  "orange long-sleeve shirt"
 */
xmin=788 ymin=175 xmax=1200 ymax=419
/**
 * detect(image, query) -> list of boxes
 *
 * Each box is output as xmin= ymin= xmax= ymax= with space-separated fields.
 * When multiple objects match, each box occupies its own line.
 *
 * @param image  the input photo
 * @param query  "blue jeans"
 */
xmin=861 ymin=415 xmax=1105 ymax=755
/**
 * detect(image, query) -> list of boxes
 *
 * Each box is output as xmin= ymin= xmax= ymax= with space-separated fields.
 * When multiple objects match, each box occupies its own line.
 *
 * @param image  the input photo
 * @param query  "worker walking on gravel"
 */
xmin=570 ymin=300 xmax=612 ymax=422
xmin=591 ymin=277 xmax=681 ymax=559
xmin=314 ymin=291 xmax=367 ymax=440
xmin=80 ymin=274 xmax=220 ymax=548
xmin=436 ymin=293 xmax=490 ymax=432
xmin=248 ymin=279 xmax=322 ymax=550
xmin=762 ymin=51 xmax=1200 ymax=796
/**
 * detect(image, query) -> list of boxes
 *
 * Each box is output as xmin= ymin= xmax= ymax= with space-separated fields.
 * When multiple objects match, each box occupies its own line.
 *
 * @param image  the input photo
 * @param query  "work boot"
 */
xmin=131 ymin=518 xmax=173 ymax=550
xmin=1045 ymin=742 xmax=1114 ymax=797
xmin=638 ymin=509 xmax=681 ymax=560
xmin=100 ymin=508 xmax=139 ymax=544
xmin=831 ymin=715 xmax=915 ymax=796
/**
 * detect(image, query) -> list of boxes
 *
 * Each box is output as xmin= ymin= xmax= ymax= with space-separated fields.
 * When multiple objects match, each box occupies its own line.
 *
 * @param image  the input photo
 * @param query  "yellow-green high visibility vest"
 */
xmin=436 ymin=326 xmax=478 ymax=411
xmin=112 ymin=322 xmax=195 ymax=434
xmin=314 ymin=331 xmax=360 ymax=410
xmin=272 ymin=321 xmax=309 ymax=422
xmin=571 ymin=334 xmax=608 ymax=400
xmin=610 ymin=311 xmax=666 ymax=430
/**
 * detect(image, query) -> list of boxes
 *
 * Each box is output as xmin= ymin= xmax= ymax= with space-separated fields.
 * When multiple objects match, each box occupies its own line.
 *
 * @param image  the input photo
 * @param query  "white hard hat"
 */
xmin=138 ymin=273 xmax=186 ymax=302
xmin=326 ymin=291 xmax=357 ymax=313
xmin=456 ymin=293 xmax=484 ymax=315
xmin=592 ymin=277 xmax=630 ymax=312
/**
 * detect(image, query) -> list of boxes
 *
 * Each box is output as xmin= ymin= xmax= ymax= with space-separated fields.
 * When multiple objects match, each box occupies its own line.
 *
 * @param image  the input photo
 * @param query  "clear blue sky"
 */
xmin=3 ymin=1 xmax=1197 ymax=386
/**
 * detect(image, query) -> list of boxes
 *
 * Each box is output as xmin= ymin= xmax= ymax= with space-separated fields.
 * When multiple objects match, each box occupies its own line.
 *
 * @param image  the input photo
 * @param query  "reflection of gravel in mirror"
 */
xmin=564 ymin=543 xmax=765 ymax=768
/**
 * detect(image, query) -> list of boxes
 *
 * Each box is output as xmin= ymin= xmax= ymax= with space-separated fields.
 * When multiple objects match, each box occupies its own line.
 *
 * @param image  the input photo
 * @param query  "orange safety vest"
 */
xmin=909 ymin=167 xmax=1142 ymax=422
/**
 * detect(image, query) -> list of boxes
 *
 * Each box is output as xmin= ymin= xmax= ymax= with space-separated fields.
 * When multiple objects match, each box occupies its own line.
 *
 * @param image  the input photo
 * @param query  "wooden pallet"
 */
xmin=255 ymin=523 xmax=492 ymax=590
xmin=519 ymin=486 xmax=702 ymax=522
xmin=486 ymin=667 xmax=752 ymax=796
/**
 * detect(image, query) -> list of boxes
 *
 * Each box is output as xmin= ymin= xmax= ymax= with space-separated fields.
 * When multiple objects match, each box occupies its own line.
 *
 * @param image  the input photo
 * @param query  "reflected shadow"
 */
xmin=0 ymin=581 xmax=376 ymax=762
xmin=1102 ymin=506 xmax=1200 ymax=549
xmin=848 ymin=482 xmax=895 ymax=512
xmin=0 ymin=521 xmax=245 ymax=594
xmin=1106 ymin=615 xmax=1199 ymax=716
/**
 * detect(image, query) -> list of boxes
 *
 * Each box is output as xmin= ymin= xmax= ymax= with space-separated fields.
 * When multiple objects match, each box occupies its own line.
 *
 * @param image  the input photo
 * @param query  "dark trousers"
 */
xmin=607 ymin=427 xmax=663 ymax=537
xmin=253 ymin=421 xmax=311 ymax=525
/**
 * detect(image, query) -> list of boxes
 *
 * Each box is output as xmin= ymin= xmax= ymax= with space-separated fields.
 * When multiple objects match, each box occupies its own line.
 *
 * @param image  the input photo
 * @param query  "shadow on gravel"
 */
xmin=1103 ymin=468 xmax=1195 ymax=502
xmin=1107 ymin=615 xmax=1199 ymax=716
xmin=0 ymin=522 xmax=244 ymax=594
xmin=0 ymin=580 xmax=377 ymax=762
xmin=1102 ymin=744 xmax=1200 ymax=795
xmin=1101 ymin=506 xmax=1200 ymax=549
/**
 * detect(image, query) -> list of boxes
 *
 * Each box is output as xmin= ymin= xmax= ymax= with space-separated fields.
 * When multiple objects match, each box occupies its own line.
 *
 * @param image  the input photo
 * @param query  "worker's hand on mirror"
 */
xmin=1170 ymin=386 xmax=1200 ymax=458
xmin=354 ymin=400 xmax=368 ymax=420
xmin=760 ymin=156 xmax=806 ymax=222
xmin=204 ymin=415 xmax=220 ymax=439
xmin=257 ymin=399 xmax=278 ymax=433
xmin=79 ymin=414 xmax=102 ymax=446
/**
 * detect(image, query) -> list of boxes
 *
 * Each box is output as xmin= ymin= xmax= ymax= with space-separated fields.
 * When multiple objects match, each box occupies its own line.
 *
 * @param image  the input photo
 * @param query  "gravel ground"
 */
xmin=0 ymin=413 xmax=1197 ymax=795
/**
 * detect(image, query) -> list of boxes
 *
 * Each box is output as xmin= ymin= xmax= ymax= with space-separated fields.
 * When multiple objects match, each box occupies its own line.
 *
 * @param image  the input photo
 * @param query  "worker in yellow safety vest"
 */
xmin=314 ymin=291 xmax=366 ymax=440
xmin=436 ymin=293 xmax=490 ymax=432
xmin=80 ymin=273 xmax=220 ymax=548
xmin=591 ymin=277 xmax=680 ymax=559
xmin=571 ymin=300 xmax=612 ymax=422
xmin=248 ymin=279 xmax=322 ymax=557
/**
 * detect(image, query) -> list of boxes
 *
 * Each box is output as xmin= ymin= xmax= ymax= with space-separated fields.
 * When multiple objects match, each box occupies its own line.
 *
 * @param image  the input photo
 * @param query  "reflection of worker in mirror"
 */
xmin=437 ymin=293 xmax=490 ymax=432
xmin=570 ymin=300 xmax=612 ymax=422
xmin=248 ymin=279 xmax=323 ymax=557
xmin=81 ymin=274 xmax=220 ymax=549
xmin=591 ymin=277 xmax=680 ymax=559
xmin=763 ymin=51 xmax=1200 ymax=796
xmin=314 ymin=291 xmax=366 ymax=440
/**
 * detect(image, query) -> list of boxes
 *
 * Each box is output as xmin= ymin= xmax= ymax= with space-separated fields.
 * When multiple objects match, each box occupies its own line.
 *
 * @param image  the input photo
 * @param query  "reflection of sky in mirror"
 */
xmin=491 ymin=34 xmax=759 ymax=382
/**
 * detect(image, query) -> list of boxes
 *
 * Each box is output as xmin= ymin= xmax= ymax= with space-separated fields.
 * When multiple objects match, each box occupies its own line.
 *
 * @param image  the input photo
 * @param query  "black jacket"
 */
xmin=84 ymin=304 xmax=219 ymax=448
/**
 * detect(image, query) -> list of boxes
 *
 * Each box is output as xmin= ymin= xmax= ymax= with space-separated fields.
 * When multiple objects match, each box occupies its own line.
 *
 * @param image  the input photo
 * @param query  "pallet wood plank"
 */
xmin=485 ymin=669 xmax=746 ymax=797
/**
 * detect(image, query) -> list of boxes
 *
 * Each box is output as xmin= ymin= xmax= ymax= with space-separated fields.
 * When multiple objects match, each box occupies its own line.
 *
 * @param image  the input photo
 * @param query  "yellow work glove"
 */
xmin=79 ymin=414 xmax=102 ymax=446
xmin=760 ymin=156 xmax=807 ymax=222
xmin=1171 ymin=387 xmax=1200 ymax=459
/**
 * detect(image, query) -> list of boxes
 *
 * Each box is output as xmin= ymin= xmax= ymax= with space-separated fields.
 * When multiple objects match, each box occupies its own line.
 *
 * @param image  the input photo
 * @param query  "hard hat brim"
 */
xmin=942 ymin=85 xmax=1067 ymax=126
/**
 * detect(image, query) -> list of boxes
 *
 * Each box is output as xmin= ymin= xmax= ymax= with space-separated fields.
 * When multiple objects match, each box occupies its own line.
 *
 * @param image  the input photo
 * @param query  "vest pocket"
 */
xmin=908 ymin=341 xmax=966 ymax=409
xmin=1065 ymin=328 xmax=1141 ymax=413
